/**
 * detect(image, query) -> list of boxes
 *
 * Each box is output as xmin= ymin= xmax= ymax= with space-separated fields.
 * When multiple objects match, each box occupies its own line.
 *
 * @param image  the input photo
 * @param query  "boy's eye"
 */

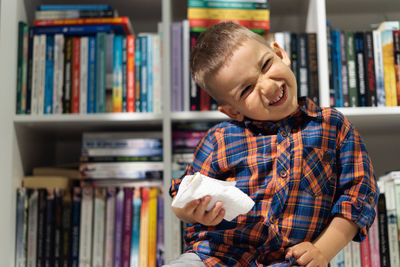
xmin=240 ymin=85 xmax=253 ymax=98
xmin=262 ymin=59 xmax=271 ymax=71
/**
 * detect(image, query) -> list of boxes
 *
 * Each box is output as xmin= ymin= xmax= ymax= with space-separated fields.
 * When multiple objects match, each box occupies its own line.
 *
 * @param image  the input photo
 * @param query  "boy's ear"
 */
xmin=270 ymin=41 xmax=291 ymax=67
xmin=218 ymin=104 xmax=244 ymax=121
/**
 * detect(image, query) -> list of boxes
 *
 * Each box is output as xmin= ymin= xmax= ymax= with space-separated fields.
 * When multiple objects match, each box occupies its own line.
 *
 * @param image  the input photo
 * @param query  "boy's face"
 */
xmin=212 ymin=39 xmax=299 ymax=122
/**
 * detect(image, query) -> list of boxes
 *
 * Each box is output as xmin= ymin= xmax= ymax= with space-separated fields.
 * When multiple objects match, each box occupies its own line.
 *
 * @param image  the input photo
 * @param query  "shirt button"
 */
xmin=368 ymin=195 xmax=375 ymax=204
xmin=281 ymin=131 xmax=288 ymax=137
xmin=280 ymin=170 xmax=288 ymax=178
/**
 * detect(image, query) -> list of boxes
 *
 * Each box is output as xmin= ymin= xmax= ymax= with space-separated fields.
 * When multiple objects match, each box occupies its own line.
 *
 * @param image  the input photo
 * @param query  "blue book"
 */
xmin=354 ymin=32 xmax=367 ymax=107
xmin=95 ymin=32 xmax=106 ymax=113
xmin=134 ymin=37 xmax=141 ymax=112
xmin=140 ymin=35 xmax=148 ymax=112
xmin=130 ymin=187 xmax=141 ymax=267
xmin=32 ymin=24 xmax=124 ymax=36
xmin=44 ymin=34 xmax=54 ymax=114
xmin=147 ymin=34 xmax=154 ymax=113
xmin=87 ymin=36 xmax=96 ymax=113
xmin=37 ymin=5 xmax=112 ymax=11
xmin=331 ymin=29 xmax=343 ymax=107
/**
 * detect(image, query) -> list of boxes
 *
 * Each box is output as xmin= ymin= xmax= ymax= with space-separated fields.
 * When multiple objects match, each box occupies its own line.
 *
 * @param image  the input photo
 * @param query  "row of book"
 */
xmin=15 ymin=5 xmax=162 ymax=115
xmin=15 ymin=178 xmax=164 ymax=267
xmin=327 ymin=21 xmax=400 ymax=108
xmin=267 ymin=32 xmax=320 ymax=105
xmin=80 ymin=132 xmax=164 ymax=180
xmin=187 ymin=0 xmax=270 ymax=34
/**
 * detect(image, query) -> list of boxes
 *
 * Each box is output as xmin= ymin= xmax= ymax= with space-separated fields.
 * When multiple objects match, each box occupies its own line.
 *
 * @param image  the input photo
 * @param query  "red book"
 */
xmin=121 ymin=188 xmax=133 ymax=267
xmin=199 ymin=87 xmax=211 ymax=111
xmin=189 ymin=18 xmax=269 ymax=31
xmin=34 ymin=17 xmax=134 ymax=35
xmin=360 ymin=234 xmax=372 ymax=267
xmin=72 ymin=37 xmax=80 ymax=113
xmin=126 ymin=35 xmax=135 ymax=112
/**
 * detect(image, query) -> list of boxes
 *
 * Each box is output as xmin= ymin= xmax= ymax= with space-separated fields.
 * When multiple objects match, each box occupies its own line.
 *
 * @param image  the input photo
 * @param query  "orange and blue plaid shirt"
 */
xmin=170 ymin=98 xmax=379 ymax=266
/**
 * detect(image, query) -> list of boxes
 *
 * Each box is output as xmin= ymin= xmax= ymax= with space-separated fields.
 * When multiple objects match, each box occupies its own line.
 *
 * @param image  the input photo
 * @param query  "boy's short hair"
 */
xmin=190 ymin=22 xmax=268 ymax=103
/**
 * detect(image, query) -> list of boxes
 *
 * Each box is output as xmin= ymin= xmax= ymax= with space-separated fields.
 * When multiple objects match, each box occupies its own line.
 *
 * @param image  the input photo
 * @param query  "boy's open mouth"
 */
xmin=269 ymin=84 xmax=287 ymax=106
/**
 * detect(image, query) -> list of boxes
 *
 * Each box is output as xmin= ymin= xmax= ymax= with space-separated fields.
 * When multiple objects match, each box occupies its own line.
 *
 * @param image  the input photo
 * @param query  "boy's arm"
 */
xmin=286 ymin=216 xmax=358 ymax=265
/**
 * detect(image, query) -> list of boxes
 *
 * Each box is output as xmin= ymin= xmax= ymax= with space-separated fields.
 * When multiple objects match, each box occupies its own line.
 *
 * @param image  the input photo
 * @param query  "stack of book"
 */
xmin=15 ymin=176 xmax=164 ymax=267
xmin=15 ymin=4 xmax=162 ymax=115
xmin=327 ymin=21 xmax=400 ymax=108
xmin=79 ymin=131 xmax=164 ymax=180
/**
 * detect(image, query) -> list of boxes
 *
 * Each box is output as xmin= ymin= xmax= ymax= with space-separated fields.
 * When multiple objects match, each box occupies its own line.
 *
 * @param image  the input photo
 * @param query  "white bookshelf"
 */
xmin=1 ymin=0 xmax=400 ymax=266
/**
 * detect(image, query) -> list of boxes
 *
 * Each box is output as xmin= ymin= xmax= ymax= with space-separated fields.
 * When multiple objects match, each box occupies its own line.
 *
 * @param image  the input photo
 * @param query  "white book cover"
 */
xmin=351 ymin=241 xmax=361 ymax=267
xmin=79 ymin=187 xmax=93 ymax=267
xmin=27 ymin=190 xmax=38 ymax=267
xmin=104 ymin=188 xmax=116 ymax=267
xmin=92 ymin=188 xmax=106 ymax=267
xmin=80 ymin=37 xmax=88 ymax=114
xmin=182 ymin=19 xmax=190 ymax=112
xmin=31 ymin=35 xmax=40 ymax=115
xmin=37 ymin=34 xmax=47 ymax=115
xmin=53 ymin=34 xmax=64 ymax=114
xmin=372 ymin=30 xmax=386 ymax=106
xmin=274 ymin=32 xmax=285 ymax=52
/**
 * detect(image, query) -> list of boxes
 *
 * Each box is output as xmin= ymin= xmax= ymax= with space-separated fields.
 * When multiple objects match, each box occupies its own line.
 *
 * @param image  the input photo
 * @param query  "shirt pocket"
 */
xmin=300 ymin=147 xmax=336 ymax=197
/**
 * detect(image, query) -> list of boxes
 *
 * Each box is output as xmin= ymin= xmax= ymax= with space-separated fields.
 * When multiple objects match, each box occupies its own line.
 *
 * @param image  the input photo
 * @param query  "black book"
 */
xmin=354 ymin=32 xmax=367 ymax=107
xmin=364 ymin=31 xmax=377 ymax=106
xmin=377 ymin=193 xmax=390 ymax=267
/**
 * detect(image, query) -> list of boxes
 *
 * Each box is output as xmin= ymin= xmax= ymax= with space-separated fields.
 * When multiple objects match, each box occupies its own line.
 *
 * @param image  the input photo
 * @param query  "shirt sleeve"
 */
xmin=169 ymin=128 xmax=218 ymax=198
xmin=330 ymin=121 xmax=379 ymax=242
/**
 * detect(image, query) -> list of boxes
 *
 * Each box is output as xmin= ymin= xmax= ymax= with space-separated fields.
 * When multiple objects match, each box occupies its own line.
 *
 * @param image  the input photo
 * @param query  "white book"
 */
xmin=79 ymin=187 xmax=93 ymax=267
xmin=104 ymin=188 xmax=116 ymax=267
xmin=283 ymin=32 xmax=291 ymax=57
xmin=80 ymin=37 xmax=88 ymax=114
xmin=37 ymin=34 xmax=47 ymax=115
xmin=53 ymin=34 xmax=64 ymax=114
xmin=351 ymin=241 xmax=361 ymax=267
xmin=31 ymin=35 xmax=40 ymax=115
xmin=27 ymin=190 xmax=38 ymax=267
xmin=182 ymin=19 xmax=190 ymax=112
xmin=274 ymin=32 xmax=286 ymax=51
xmin=372 ymin=30 xmax=386 ymax=106
xmin=92 ymin=188 xmax=106 ymax=267
xmin=81 ymin=161 xmax=164 ymax=171
xmin=344 ymin=242 xmax=353 ymax=267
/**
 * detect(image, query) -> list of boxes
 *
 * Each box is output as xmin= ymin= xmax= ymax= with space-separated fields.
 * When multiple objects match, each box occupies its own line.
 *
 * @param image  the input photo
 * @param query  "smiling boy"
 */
xmin=167 ymin=22 xmax=378 ymax=267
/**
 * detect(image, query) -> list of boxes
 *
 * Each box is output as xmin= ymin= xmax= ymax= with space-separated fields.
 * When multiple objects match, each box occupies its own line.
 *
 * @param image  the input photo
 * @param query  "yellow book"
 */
xmin=147 ymin=188 xmax=158 ymax=267
xmin=188 ymin=7 xmax=269 ymax=22
xmin=23 ymin=176 xmax=73 ymax=189
xmin=139 ymin=187 xmax=149 ymax=267
xmin=381 ymin=30 xmax=398 ymax=106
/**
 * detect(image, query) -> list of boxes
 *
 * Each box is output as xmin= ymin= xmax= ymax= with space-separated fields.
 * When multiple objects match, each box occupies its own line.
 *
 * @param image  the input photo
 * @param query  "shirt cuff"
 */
xmin=330 ymin=192 xmax=378 ymax=242
xmin=169 ymin=178 xmax=182 ymax=198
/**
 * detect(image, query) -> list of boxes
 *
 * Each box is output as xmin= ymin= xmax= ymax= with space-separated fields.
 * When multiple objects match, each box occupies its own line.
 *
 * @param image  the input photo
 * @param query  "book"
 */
xmin=95 ymin=32 xmax=107 ymax=113
xmin=36 ymin=189 xmax=47 ymax=267
xmin=105 ymin=33 xmax=114 ymax=112
xmin=44 ymin=34 xmax=54 ymax=114
xmin=91 ymin=188 xmax=106 ymax=267
xmin=126 ymin=34 xmax=135 ymax=112
xmin=368 ymin=207 xmax=381 ymax=267
xmin=393 ymin=30 xmax=400 ymax=105
xmin=104 ymin=188 xmax=116 ymax=267
xmin=148 ymin=188 xmax=158 ymax=267
xmin=139 ymin=34 xmax=148 ymax=112
xmin=297 ymin=33 xmax=309 ymax=99
xmin=171 ymin=22 xmax=183 ymax=112
xmin=63 ymin=36 xmax=73 ymax=113
xmin=346 ymin=31 xmax=359 ymax=107
xmin=373 ymin=30 xmax=386 ymax=106
xmin=364 ymin=31 xmax=377 ymax=106
xmin=79 ymin=187 xmax=93 ymax=267
xmin=113 ymin=187 xmax=124 ymax=267
xmin=71 ymin=37 xmax=81 ymax=113
xmin=37 ymin=5 xmax=113 ymax=11
xmin=381 ymin=30 xmax=398 ymax=106
xmin=153 ymin=28 xmax=162 ymax=114
xmin=112 ymin=35 xmax=123 ymax=112
xmin=354 ymin=32 xmax=367 ymax=107
xmin=130 ymin=187 xmax=141 ymax=267
xmin=70 ymin=187 xmax=81 ymax=267
xmin=44 ymin=189 xmax=55 ymax=266
xmin=23 ymin=176 xmax=74 ymax=189
xmin=15 ymin=188 xmax=28 ymax=267
xmin=135 ymin=36 xmax=142 ymax=111
xmin=16 ymin=22 xmax=28 ymax=114
xmin=27 ymin=190 xmax=38 ymax=267
xmin=122 ymin=36 xmax=128 ymax=112
xmin=35 ymin=9 xmax=115 ymax=20
xmin=79 ymin=36 xmax=88 ymax=114
xmin=122 ymin=188 xmax=133 ymax=267
xmin=87 ymin=36 xmax=96 ymax=114
xmin=360 ymin=234 xmax=371 ymax=267
xmin=351 ymin=241 xmax=361 ymax=267
xmin=61 ymin=189 xmax=72 ymax=267
xmin=156 ymin=191 xmax=164 ymax=266
xmin=307 ymin=33 xmax=319 ymax=105
xmin=377 ymin=193 xmax=390 ymax=267
xmin=54 ymin=189 xmax=63 ymax=267
xmin=53 ymin=34 xmax=64 ymax=114
xmin=37 ymin=34 xmax=47 ymax=115
xmin=139 ymin=187 xmax=150 ymax=267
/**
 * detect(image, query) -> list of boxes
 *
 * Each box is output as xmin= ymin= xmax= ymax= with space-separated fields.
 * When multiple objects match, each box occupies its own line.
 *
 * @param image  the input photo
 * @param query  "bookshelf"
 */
xmin=1 ymin=0 xmax=400 ymax=266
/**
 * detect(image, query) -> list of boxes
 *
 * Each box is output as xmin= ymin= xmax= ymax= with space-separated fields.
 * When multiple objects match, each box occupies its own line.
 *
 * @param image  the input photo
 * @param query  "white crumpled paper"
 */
xmin=171 ymin=172 xmax=255 ymax=221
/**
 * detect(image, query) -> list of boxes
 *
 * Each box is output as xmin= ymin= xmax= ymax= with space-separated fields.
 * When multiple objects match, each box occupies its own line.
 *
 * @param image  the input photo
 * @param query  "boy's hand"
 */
xmin=285 ymin=241 xmax=328 ymax=267
xmin=172 ymin=195 xmax=225 ymax=226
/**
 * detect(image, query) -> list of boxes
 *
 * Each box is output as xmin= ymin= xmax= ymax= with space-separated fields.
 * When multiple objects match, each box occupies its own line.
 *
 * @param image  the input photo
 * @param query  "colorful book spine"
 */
xmin=373 ymin=30 xmax=386 ymax=106
xmin=187 ymin=7 xmax=269 ymax=22
xmin=79 ymin=36 xmax=88 ymax=114
xmin=104 ymin=188 xmax=116 ymax=267
xmin=71 ymin=37 xmax=81 ymax=113
xmin=15 ymin=188 xmax=28 ymax=267
xmin=87 ymin=36 xmax=96 ymax=113
xmin=126 ymin=35 xmax=135 ymax=112
xmin=156 ymin=192 xmax=164 ymax=266
xmin=70 ymin=187 xmax=81 ymax=267
xmin=140 ymin=35 xmax=148 ymax=112
xmin=95 ymin=32 xmax=106 ymax=113
xmin=147 ymin=34 xmax=154 ymax=113
xmin=44 ymin=35 xmax=54 ymax=114
xmin=354 ymin=32 xmax=367 ymax=107
xmin=148 ymin=188 xmax=158 ymax=267
xmin=27 ymin=190 xmax=38 ymax=267
xmin=351 ymin=241 xmax=361 ymax=267
xmin=26 ymin=27 xmax=34 ymax=114
xmin=182 ymin=20 xmax=190 ymax=112
xmin=307 ymin=33 xmax=319 ymax=105
xmin=122 ymin=188 xmax=133 ymax=267
xmin=37 ymin=5 xmax=113 ymax=11
xmin=360 ymin=234 xmax=371 ymax=267
xmin=79 ymin=187 xmax=93 ymax=267
xmin=122 ymin=36 xmax=127 ymax=112
xmin=381 ymin=30 xmax=398 ymax=106
xmin=105 ymin=33 xmax=114 ymax=112
xmin=35 ymin=9 xmax=115 ymax=20
xmin=331 ymin=29 xmax=343 ymax=107
xmin=368 ymin=207 xmax=381 ymax=267
xmin=113 ymin=35 xmax=123 ymax=112
xmin=153 ymin=31 xmax=162 ymax=114
xmin=130 ymin=187 xmax=141 ymax=267
xmin=16 ymin=22 xmax=28 ymax=114
xmin=364 ymin=31 xmax=377 ymax=106
xmin=63 ymin=37 xmax=73 ymax=113
xmin=53 ymin=34 xmax=64 ymax=114
xmin=32 ymin=24 xmax=114 ymax=36
xmin=139 ymin=187 xmax=150 ymax=267
xmin=113 ymin=187 xmax=124 ymax=267
xmin=135 ymin=36 xmax=141 ymax=112
xmin=188 ymin=0 xmax=269 ymax=10
xmin=393 ymin=30 xmax=400 ymax=105
xmin=92 ymin=188 xmax=106 ymax=267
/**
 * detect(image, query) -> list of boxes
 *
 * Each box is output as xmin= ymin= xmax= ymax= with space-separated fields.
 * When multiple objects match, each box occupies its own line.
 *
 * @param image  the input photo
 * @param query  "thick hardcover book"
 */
xmin=122 ymin=188 xmax=133 ymax=267
xmin=139 ymin=187 xmax=150 ymax=266
xmin=113 ymin=188 xmax=124 ymax=267
xmin=113 ymin=35 xmax=123 ymax=112
xmin=53 ymin=34 xmax=64 ymax=114
xmin=15 ymin=188 xmax=28 ymax=267
xmin=92 ymin=188 xmax=106 ymax=267
xmin=33 ymin=17 xmax=134 ymax=35
xmin=126 ymin=34 xmax=135 ymax=112
xmin=130 ymin=187 xmax=141 ymax=267
xmin=79 ymin=187 xmax=93 ymax=267
xmin=79 ymin=37 xmax=88 ymax=114
xmin=307 ymin=33 xmax=319 ymax=105
xmin=87 ymin=36 xmax=96 ymax=113
xmin=364 ymin=31 xmax=377 ymax=106
xmin=95 ymin=32 xmax=106 ymax=113
xmin=104 ymin=188 xmax=116 ymax=267
xmin=345 ymin=32 xmax=359 ymax=107
xmin=377 ymin=193 xmax=390 ymax=267
xmin=381 ymin=30 xmax=398 ymax=106
xmin=70 ymin=187 xmax=81 ymax=267
xmin=63 ymin=37 xmax=73 ymax=113
xmin=331 ymin=30 xmax=343 ymax=107
xmin=354 ymin=32 xmax=367 ymax=107
xmin=27 ymin=190 xmax=39 ymax=267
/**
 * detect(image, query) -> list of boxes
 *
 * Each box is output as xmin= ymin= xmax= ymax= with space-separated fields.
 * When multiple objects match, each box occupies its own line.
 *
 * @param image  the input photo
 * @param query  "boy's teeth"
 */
xmin=270 ymin=87 xmax=284 ymax=104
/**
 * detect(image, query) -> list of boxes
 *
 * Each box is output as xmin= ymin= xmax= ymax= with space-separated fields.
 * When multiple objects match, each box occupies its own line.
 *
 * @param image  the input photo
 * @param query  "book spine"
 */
xmin=307 ymin=33 xmax=319 ymax=105
xmin=188 ymin=0 xmax=269 ymax=9
xmin=79 ymin=36 xmax=88 ymax=114
xmin=15 ymin=188 xmax=28 ymax=267
xmin=71 ymin=37 xmax=80 ymax=113
xmin=297 ymin=33 xmax=309 ymax=98
xmin=364 ymin=31 xmax=377 ymax=106
xmin=290 ymin=33 xmax=298 ymax=95
xmin=26 ymin=27 xmax=34 ymax=114
xmin=354 ymin=32 xmax=367 ymax=107
xmin=16 ymin=22 xmax=26 ymax=114
xmin=360 ymin=235 xmax=371 ymax=267
xmin=126 ymin=35 xmax=135 ymax=112
xmin=37 ymin=5 xmax=113 ymax=11
xmin=122 ymin=188 xmax=133 ymax=267
xmin=156 ymin=192 xmax=164 ymax=266
xmin=21 ymin=23 xmax=29 ymax=113
xmin=112 ymin=35 xmax=123 ymax=112
xmin=153 ymin=28 xmax=162 ymax=114
xmin=148 ymin=188 xmax=158 ymax=267
xmin=393 ymin=30 xmax=400 ymax=105
xmin=37 ymin=34 xmax=47 ymax=115
xmin=182 ymin=20 xmax=190 ymax=112
xmin=54 ymin=189 xmax=63 ymax=267
xmin=331 ymin=30 xmax=343 ymax=107
xmin=78 ymin=187 xmax=93 ymax=267
xmin=346 ymin=32 xmax=358 ymax=107
xmin=130 ymin=187 xmax=141 ymax=267
xmin=140 ymin=35 xmax=148 ymax=112
xmin=87 ymin=36 xmax=96 ymax=113
xmin=36 ymin=189 xmax=47 ymax=267
xmin=33 ymin=25 xmax=113 ymax=36
xmin=44 ymin=189 xmax=55 ymax=267
xmin=122 ymin=36 xmax=127 ymax=112
xmin=70 ymin=188 xmax=81 ymax=267
xmin=91 ymin=188 xmax=106 ymax=267
xmin=104 ymin=188 xmax=116 ymax=267
xmin=139 ymin=187 xmax=150 ymax=267
xmin=135 ymin=36 xmax=141 ymax=112
xmin=147 ymin=34 xmax=154 ymax=113
xmin=190 ymin=31 xmax=200 ymax=111
xmin=343 ymin=242 xmax=352 ymax=267
xmin=27 ymin=190 xmax=38 ymax=267
xmin=61 ymin=189 xmax=72 ymax=267
xmin=351 ymin=241 xmax=361 ymax=267
xmin=377 ymin=194 xmax=390 ymax=267
xmin=35 ymin=9 xmax=115 ymax=20
xmin=384 ymin=179 xmax=400 ymax=267
xmin=113 ymin=188 xmax=124 ymax=267
xmin=63 ymin=37 xmax=73 ymax=113
xmin=339 ymin=31 xmax=349 ymax=107
xmin=53 ymin=34 xmax=64 ymax=114
xmin=105 ymin=33 xmax=114 ymax=112
xmin=381 ymin=30 xmax=398 ymax=106
xmin=368 ymin=207 xmax=381 ymax=267
xmin=187 ymin=7 xmax=269 ymax=21
xmin=373 ymin=30 xmax=386 ymax=106
xmin=95 ymin=32 xmax=106 ymax=113
xmin=171 ymin=23 xmax=183 ymax=112
xmin=44 ymin=34 xmax=54 ymax=114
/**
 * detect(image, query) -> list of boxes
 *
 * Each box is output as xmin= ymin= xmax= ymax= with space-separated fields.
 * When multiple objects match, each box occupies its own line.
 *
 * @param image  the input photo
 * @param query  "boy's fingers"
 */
xmin=193 ymin=196 xmax=210 ymax=218
xmin=185 ymin=199 xmax=200 ymax=212
xmin=210 ymin=208 xmax=225 ymax=225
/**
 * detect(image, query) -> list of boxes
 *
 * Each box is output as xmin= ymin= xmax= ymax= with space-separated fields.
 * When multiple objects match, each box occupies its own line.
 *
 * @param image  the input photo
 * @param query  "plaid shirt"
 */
xmin=170 ymin=98 xmax=379 ymax=266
